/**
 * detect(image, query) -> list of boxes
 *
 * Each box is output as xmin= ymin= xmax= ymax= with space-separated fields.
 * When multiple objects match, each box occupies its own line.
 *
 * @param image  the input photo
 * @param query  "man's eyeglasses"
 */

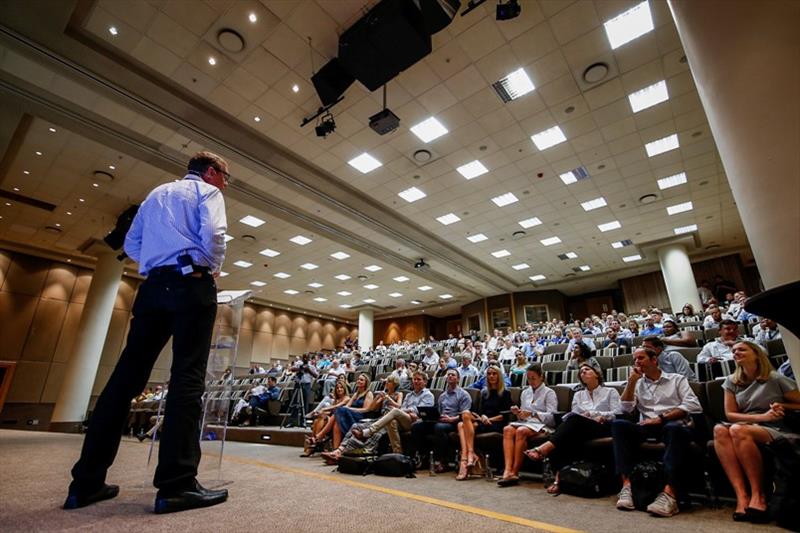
xmin=215 ymin=167 xmax=231 ymax=184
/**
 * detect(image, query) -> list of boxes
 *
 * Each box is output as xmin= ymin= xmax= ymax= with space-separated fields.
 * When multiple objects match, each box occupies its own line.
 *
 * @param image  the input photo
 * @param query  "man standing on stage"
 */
xmin=64 ymin=151 xmax=230 ymax=514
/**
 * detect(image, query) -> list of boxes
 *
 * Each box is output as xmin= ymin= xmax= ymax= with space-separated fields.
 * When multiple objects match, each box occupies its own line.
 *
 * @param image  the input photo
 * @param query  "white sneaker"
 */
xmin=646 ymin=491 xmax=679 ymax=517
xmin=616 ymin=485 xmax=635 ymax=511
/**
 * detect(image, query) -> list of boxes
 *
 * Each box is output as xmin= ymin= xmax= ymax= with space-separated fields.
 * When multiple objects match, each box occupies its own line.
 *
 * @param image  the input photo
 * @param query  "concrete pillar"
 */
xmin=50 ymin=252 xmax=124 ymax=430
xmin=358 ymin=309 xmax=374 ymax=351
xmin=657 ymin=243 xmax=702 ymax=314
xmin=669 ymin=0 xmax=800 ymax=372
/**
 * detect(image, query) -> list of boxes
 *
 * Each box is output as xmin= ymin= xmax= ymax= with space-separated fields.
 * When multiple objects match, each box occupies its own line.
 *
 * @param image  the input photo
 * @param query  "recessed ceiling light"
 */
xmin=273 ymin=272 xmax=291 ymax=279
xmin=645 ymin=134 xmax=680 ymax=157
xmin=456 ymin=160 xmax=488 ymax=180
xmin=559 ymin=171 xmax=578 ymax=185
xmin=250 ymin=280 xmax=267 ymax=287
xmin=611 ymin=241 xmax=625 ymax=248
xmin=219 ymin=271 xmax=229 ymax=277
xmin=604 ymin=0 xmax=654 ymax=50
xmin=364 ymin=264 xmax=382 ymax=272
xmin=564 ymin=251 xmax=578 ymax=259
xmin=389 ymin=292 xmax=402 ymax=298
xmin=23 ymin=170 xmax=30 ymax=175
xmin=55 ymin=223 xmax=61 ymax=227
xmin=623 ymin=254 xmax=642 ymax=262
xmin=13 ymin=187 xmax=19 ymax=192
xmin=579 ymin=265 xmax=591 ymax=271
xmin=259 ymin=248 xmax=280 ymax=257
xmin=66 ymin=211 xmax=72 ymax=215
xmin=529 ymin=274 xmax=546 ymax=281
xmin=363 ymin=284 xmax=379 ymax=290
xmin=518 ymin=217 xmax=542 ymax=229
xmin=491 ymin=249 xmax=511 ymax=258
xmin=466 ymin=233 xmax=488 ymax=243
xmin=4 ymin=202 xmax=11 ymax=207
xmin=248 ymin=12 xmax=257 ymax=22
xmin=540 ymin=236 xmax=561 ymax=246
xmin=363 ymin=298 xmax=376 ymax=303
xmin=666 ymin=201 xmax=693 ymax=215
xmin=292 ymin=84 xmax=299 ymax=93
xmin=79 ymin=198 xmax=85 ymax=202
xmin=491 ymin=192 xmax=519 ymax=207
xmin=35 ymin=151 xmax=42 ymax=156
xmin=493 ymin=67 xmax=535 ymax=102
xmin=254 ymin=116 xmax=261 ymax=122
xmin=628 ymin=80 xmax=669 ymax=113
xmin=393 ymin=276 xmax=410 ymax=282
xmin=348 ymin=153 xmax=382 ymax=173
xmin=531 ymin=126 xmax=567 ymax=150
xmin=330 ymin=251 xmax=350 ymax=260
xmin=233 ymin=260 xmax=252 ymax=268
xmin=411 ymin=300 xmax=422 ymax=305
xmin=398 ymin=186 xmax=426 ymax=203
xmin=208 ymin=56 xmax=217 ymax=66
xmin=598 ymin=220 xmax=622 ymax=232
xmin=108 ymin=26 xmax=118 ymax=36
xmin=410 ymin=116 xmax=449 ymax=143
xmin=108 ymin=165 xmax=116 ymax=170
xmin=335 ymin=274 xmax=351 ymax=281
xmin=512 ymin=263 xmax=530 ymax=270
xmin=339 ymin=304 xmax=352 ymax=309
xmin=48 ymin=127 xmax=56 ymax=133
xmin=439 ymin=294 xmax=453 ymax=299
xmin=308 ymin=282 xmax=324 ymax=288
xmin=674 ymin=224 xmax=698 ymax=234
xmin=436 ymin=213 xmax=461 ymax=225
xmin=92 ymin=183 xmax=99 ymax=188
xmin=289 ymin=235 xmax=312 ymax=245
xmin=284 ymin=289 xmax=299 ymax=295
xmin=418 ymin=285 xmax=432 ymax=291
xmin=240 ymin=215 xmax=265 ymax=227
xmin=337 ymin=291 xmax=352 ymax=296
xmin=224 ymin=234 xmax=234 ymax=242
xmin=581 ymin=197 xmax=608 ymax=211
xmin=313 ymin=297 xmax=327 ymax=302
xmin=300 ymin=263 xmax=318 ymax=270
xmin=657 ymin=172 xmax=688 ymax=190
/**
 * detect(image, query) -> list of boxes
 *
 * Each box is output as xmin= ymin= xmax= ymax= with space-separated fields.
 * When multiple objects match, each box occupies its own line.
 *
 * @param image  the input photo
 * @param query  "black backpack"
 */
xmin=767 ymin=438 xmax=800 ymax=531
xmin=371 ymin=453 xmax=416 ymax=478
xmin=337 ymin=456 xmax=374 ymax=476
xmin=558 ymin=460 xmax=616 ymax=498
xmin=630 ymin=461 xmax=665 ymax=511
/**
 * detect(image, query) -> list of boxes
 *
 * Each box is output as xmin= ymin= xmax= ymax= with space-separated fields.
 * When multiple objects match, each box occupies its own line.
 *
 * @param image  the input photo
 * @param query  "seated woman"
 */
xmin=566 ymin=342 xmax=602 ymax=373
xmin=679 ymin=303 xmax=701 ymax=322
xmin=332 ymin=373 xmax=376 ymax=448
xmin=510 ymin=352 xmax=529 ymax=376
xmin=524 ymin=364 xmax=621 ymax=494
xmin=497 ymin=363 xmax=557 ymax=487
xmin=302 ymin=379 xmax=350 ymax=456
xmin=456 ymin=365 xmax=511 ymax=480
xmin=627 ymin=320 xmax=640 ymax=338
xmin=713 ymin=341 xmax=800 ymax=522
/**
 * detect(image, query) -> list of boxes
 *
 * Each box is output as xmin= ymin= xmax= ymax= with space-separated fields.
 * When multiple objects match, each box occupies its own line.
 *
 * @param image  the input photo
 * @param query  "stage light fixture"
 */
xmin=315 ymin=111 xmax=336 ymax=138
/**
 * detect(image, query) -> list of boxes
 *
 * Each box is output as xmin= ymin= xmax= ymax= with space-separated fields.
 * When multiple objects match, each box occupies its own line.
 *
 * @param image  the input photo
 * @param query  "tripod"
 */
xmin=282 ymin=378 xmax=307 ymax=428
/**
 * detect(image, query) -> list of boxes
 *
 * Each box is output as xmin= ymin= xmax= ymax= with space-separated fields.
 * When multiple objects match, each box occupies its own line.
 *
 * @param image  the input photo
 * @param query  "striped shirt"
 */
xmin=125 ymin=174 xmax=227 ymax=275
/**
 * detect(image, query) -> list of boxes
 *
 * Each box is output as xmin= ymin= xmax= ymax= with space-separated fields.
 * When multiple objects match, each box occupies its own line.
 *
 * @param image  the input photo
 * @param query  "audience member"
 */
xmin=303 ymin=380 xmax=350 ymax=455
xmin=457 ymin=355 xmax=480 ymax=379
xmin=332 ymin=373 xmax=375 ymax=447
xmin=751 ymin=318 xmax=782 ymax=346
xmin=421 ymin=347 xmax=439 ymax=371
xmin=640 ymin=315 xmax=664 ymax=336
xmin=660 ymin=320 xmax=698 ymax=348
xmin=564 ymin=328 xmax=596 ymax=355
xmin=698 ymin=319 xmax=742 ymax=363
xmin=565 ymin=343 xmax=602 ymax=374
xmin=642 ymin=336 xmax=697 ymax=381
xmin=703 ymin=305 xmax=724 ymax=329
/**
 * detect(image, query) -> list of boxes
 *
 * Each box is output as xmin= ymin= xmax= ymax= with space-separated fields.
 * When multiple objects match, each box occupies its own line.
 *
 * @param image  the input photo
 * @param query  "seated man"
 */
xmin=642 ymin=337 xmax=697 ymax=381
xmin=703 ymin=305 xmax=724 ymax=329
xmin=351 ymin=370 xmax=434 ymax=454
xmin=498 ymin=338 xmax=517 ymax=363
xmin=564 ymin=328 xmax=596 ymax=356
xmin=321 ymin=359 xmax=346 ymax=397
xmin=613 ymin=348 xmax=702 ymax=517
xmin=751 ymin=317 xmax=782 ymax=346
xmin=457 ymin=355 xmax=480 ymax=379
xmin=697 ymin=319 xmax=742 ymax=363
xmin=232 ymin=376 xmax=280 ymax=426
xmin=421 ymin=347 xmax=439 ymax=371
xmin=409 ymin=369 xmax=471 ymax=472
xmin=660 ymin=320 xmax=697 ymax=349
xmin=390 ymin=359 xmax=411 ymax=389
xmin=640 ymin=315 xmax=664 ymax=336
xmin=602 ymin=329 xmax=630 ymax=350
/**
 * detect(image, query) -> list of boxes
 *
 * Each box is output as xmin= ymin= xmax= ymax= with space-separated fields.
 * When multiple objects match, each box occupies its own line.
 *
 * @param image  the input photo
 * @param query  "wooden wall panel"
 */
xmin=70 ymin=270 xmax=93 ymax=304
xmin=271 ymin=334 xmax=290 ymax=358
xmin=92 ymin=365 xmax=114 ymax=395
xmin=306 ymin=319 xmax=323 ymax=353
xmin=289 ymin=336 xmax=306 ymax=356
xmin=99 ymin=309 xmax=132 ymax=367
xmin=41 ymin=362 xmax=66 ymax=403
xmin=40 ymin=265 xmax=77 ymax=301
xmin=0 ymin=292 xmax=39 ymax=359
xmin=254 ymin=307 xmax=275 ymax=334
xmin=251 ymin=331 xmax=273 ymax=361
xmin=290 ymin=314 xmax=308 ymax=339
xmin=52 ymin=302 xmax=84 ymax=363
xmin=691 ymin=255 xmax=746 ymax=293
xmin=114 ymin=277 xmax=138 ymax=310
xmin=335 ymin=326 xmax=352 ymax=349
xmin=374 ymin=316 xmax=426 ymax=345
xmin=6 ymin=361 xmax=49 ymax=402
xmin=235 ymin=327 xmax=254 ymax=367
xmin=241 ymin=304 xmax=257 ymax=330
xmin=153 ymin=338 xmax=173 ymax=371
xmin=321 ymin=323 xmax=336 ymax=351
xmin=0 ymin=249 xmax=11 ymax=287
xmin=1 ymin=254 xmax=49 ymax=296
xmin=620 ymin=271 xmax=672 ymax=313
xmin=273 ymin=311 xmax=291 ymax=336
xmin=21 ymin=299 xmax=68 ymax=362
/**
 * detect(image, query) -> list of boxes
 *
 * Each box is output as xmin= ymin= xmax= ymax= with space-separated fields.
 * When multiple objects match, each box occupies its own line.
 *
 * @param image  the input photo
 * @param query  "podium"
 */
xmin=143 ymin=289 xmax=251 ymax=488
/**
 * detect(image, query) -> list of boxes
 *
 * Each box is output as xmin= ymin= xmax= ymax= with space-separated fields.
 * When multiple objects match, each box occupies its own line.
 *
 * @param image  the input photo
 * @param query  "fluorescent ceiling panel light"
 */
xmin=218 ymin=271 xmax=228 ymax=277
xmin=273 ymin=272 xmax=291 ymax=279
xmin=233 ymin=260 xmax=252 ymax=268
xmin=657 ymin=172 xmax=688 ymax=190
xmin=337 ymin=291 xmax=352 ymax=296
xmin=512 ymin=263 xmax=530 ymax=270
xmin=389 ymin=292 xmax=402 ymax=298
xmin=531 ymin=126 xmax=567 ymax=150
xmin=598 ymin=220 xmax=622 ymax=232
xmin=348 ymin=152 xmax=382 ymax=173
xmin=363 ymin=298 xmax=376 ymax=304
xmin=604 ymin=0 xmax=654 ymax=50
xmin=250 ymin=281 xmax=266 ymax=287
xmin=398 ymin=186 xmax=427 ymax=203
xmin=629 ymin=80 xmax=669 ymax=112
xmin=456 ymin=160 xmax=488 ymax=180
xmin=284 ymin=289 xmax=299 ymax=295
xmin=224 ymin=234 xmax=234 ymax=242
xmin=467 ymin=233 xmax=488 ymax=243
xmin=540 ymin=236 xmax=561 ymax=246
xmin=418 ymin=285 xmax=432 ymax=291
xmin=565 ymin=252 xmax=578 ymax=259
xmin=330 ymin=251 xmax=350 ymax=260
xmin=518 ymin=217 xmax=542 ymax=229
xmin=529 ymin=274 xmax=546 ymax=281
xmin=393 ymin=276 xmax=410 ymax=282
xmin=491 ymin=192 xmax=519 ymax=207
xmin=339 ymin=304 xmax=352 ymax=309
xmin=580 ymin=197 xmax=608 ymax=211
xmin=313 ymin=297 xmax=327 ymax=302
xmin=579 ymin=265 xmax=591 ymax=271
xmin=667 ymin=201 xmax=693 ymax=215
xmin=439 ymin=294 xmax=453 ymax=299
xmin=289 ymin=235 xmax=312 ymax=245
xmin=334 ymin=274 xmax=351 ymax=280
xmin=436 ymin=213 xmax=461 ymax=225
xmin=674 ymin=224 xmax=698 ymax=234
xmin=363 ymin=284 xmax=379 ymax=290
xmin=645 ymin=134 xmax=679 ymax=157
xmin=494 ymin=67 xmax=535 ymax=101
xmin=300 ymin=263 xmax=318 ymax=270
xmin=364 ymin=265 xmax=382 ymax=272
xmin=559 ymin=171 xmax=578 ymax=185
xmin=623 ymin=254 xmax=642 ymax=262
xmin=239 ymin=215 xmax=265 ymax=227
xmin=308 ymin=282 xmax=324 ymax=288
xmin=259 ymin=248 xmax=280 ymax=257
xmin=411 ymin=300 xmax=422 ymax=305
xmin=611 ymin=241 xmax=625 ymax=249
xmin=410 ymin=117 xmax=448 ymax=143
xmin=491 ymin=249 xmax=511 ymax=258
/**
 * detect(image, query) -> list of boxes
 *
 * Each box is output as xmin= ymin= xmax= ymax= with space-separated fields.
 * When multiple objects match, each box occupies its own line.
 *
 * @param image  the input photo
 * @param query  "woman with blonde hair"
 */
xmin=302 ymin=379 xmax=349 ymax=455
xmin=332 ymin=372 xmax=376 ymax=447
xmin=713 ymin=341 xmax=800 ymax=522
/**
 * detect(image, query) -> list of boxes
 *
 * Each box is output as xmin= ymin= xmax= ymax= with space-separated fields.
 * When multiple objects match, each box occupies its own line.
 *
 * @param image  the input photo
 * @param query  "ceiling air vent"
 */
xmin=0 ymin=190 xmax=56 ymax=211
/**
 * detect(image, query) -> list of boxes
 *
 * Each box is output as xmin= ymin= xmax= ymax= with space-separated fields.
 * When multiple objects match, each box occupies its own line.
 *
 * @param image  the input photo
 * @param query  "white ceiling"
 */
xmin=0 ymin=0 xmax=749 ymax=319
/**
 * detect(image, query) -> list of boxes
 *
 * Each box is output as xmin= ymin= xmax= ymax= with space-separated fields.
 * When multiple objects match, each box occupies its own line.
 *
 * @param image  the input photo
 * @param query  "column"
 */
xmin=358 ymin=308 xmax=374 ymax=352
xmin=669 ymin=0 xmax=800 ymax=373
xmin=50 ymin=252 xmax=124 ymax=431
xmin=657 ymin=243 xmax=702 ymax=314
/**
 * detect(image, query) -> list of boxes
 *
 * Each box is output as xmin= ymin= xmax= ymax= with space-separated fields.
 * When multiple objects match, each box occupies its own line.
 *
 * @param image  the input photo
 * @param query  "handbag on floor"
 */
xmin=558 ymin=460 xmax=615 ymax=498
xmin=371 ymin=453 xmax=416 ymax=478
xmin=630 ymin=461 xmax=665 ymax=511
xmin=337 ymin=455 xmax=374 ymax=476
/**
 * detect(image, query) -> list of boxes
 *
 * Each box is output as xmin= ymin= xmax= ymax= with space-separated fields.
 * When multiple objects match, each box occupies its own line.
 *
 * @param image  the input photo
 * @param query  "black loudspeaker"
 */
xmin=311 ymin=58 xmax=355 ymax=107
xmin=104 ymin=205 xmax=139 ymax=251
xmin=413 ymin=0 xmax=461 ymax=34
xmin=745 ymin=280 xmax=800 ymax=338
xmin=338 ymin=0 xmax=432 ymax=92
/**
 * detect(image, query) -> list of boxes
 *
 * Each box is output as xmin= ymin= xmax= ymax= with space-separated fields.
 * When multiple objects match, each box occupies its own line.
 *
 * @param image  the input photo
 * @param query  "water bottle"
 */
xmin=428 ymin=450 xmax=436 ymax=477
xmin=542 ymin=457 xmax=555 ymax=487
xmin=484 ymin=454 xmax=494 ymax=481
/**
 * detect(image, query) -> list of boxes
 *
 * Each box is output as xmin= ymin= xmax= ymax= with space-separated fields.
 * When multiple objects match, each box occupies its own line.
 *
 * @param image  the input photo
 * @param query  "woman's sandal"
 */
xmin=524 ymin=447 xmax=545 ymax=462
xmin=546 ymin=482 xmax=560 ymax=496
xmin=456 ymin=459 xmax=469 ymax=481
xmin=466 ymin=452 xmax=480 ymax=468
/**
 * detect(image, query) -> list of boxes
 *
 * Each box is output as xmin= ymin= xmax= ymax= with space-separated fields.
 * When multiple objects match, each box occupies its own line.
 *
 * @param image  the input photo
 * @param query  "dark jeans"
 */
xmin=611 ymin=418 xmax=694 ymax=490
xmin=70 ymin=270 xmax=217 ymax=492
xmin=409 ymin=420 xmax=458 ymax=463
xmin=548 ymin=414 xmax=611 ymax=471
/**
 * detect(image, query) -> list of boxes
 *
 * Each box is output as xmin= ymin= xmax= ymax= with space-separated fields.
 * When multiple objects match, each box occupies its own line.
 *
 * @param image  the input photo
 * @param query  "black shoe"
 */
xmin=732 ymin=511 xmax=748 ymax=522
xmin=744 ymin=507 xmax=770 ymax=524
xmin=63 ymin=483 xmax=119 ymax=509
xmin=154 ymin=481 xmax=228 ymax=514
